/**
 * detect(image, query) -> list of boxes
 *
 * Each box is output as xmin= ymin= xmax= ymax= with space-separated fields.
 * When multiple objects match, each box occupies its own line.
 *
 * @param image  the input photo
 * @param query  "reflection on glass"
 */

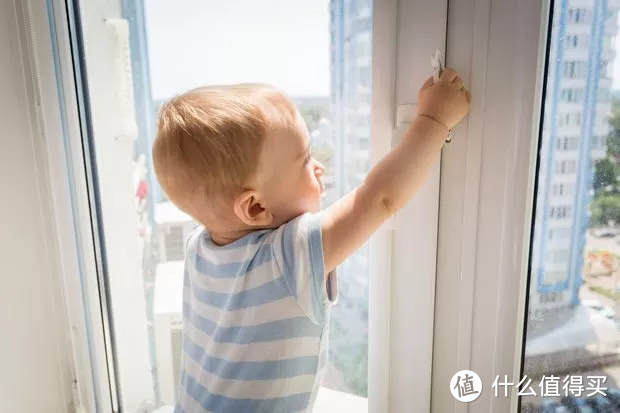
xmin=79 ymin=0 xmax=371 ymax=410
xmin=522 ymin=0 xmax=620 ymax=411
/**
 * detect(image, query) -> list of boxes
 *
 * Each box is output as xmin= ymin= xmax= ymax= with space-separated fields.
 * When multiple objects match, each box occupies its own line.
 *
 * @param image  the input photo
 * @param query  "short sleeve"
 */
xmin=271 ymin=212 xmax=338 ymax=325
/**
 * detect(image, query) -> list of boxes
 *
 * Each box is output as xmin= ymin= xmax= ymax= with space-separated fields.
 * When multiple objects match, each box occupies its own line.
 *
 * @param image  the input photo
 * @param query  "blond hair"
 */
xmin=152 ymin=84 xmax=297 ymax=217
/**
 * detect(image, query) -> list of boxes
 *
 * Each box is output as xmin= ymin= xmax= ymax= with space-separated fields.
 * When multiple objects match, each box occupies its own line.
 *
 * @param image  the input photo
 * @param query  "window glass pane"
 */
xmin=74 ymin=0 xmax=371 ymax=411
xmin=522 ymin=0 xmax=620 ymax=410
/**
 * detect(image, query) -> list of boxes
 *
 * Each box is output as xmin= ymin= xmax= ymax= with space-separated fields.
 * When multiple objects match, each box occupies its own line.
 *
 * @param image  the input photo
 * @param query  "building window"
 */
xmin=550 ymin=205 xmax=572 ymax=219
xmin=540 ymin=291 xmax=564 ymax=304
xmin=563 ymin=61 xmax=588 ymax=78
xmin=560 ymin=87 xmax=584 ymax=101
xmin=557 ymin=112 xmax=582 ymax=127
xmin=558 ymin=112 xmax=569 ymax=126
xmin=555 ymin=159 xmax=577 ymax=174
xmin=592 ymin=135 xmax=609 ymax=149
xmin=555 ymin=136 xmax=579 ymax=151
xmin=552 ymin=183 xmax=575 ymax=197
xmin=567 ymin=8 xmax=588 ymax=24
xmin=564 ymin=35 xmax=588 ymax=49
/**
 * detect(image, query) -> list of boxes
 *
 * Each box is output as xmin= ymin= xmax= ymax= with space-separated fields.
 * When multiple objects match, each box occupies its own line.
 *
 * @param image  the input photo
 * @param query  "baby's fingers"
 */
xmin=421 ymin=76 xmax=435 ymax=90
xmin=439 ymin=67 xmax=459 ymax=84
xmin=452 ymin=75 xmax=464 ymax=90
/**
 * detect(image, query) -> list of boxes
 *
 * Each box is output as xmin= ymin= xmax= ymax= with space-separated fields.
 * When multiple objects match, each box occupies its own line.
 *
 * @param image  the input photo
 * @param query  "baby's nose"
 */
xmin=315 ymin=161 xmax=325 ymax=174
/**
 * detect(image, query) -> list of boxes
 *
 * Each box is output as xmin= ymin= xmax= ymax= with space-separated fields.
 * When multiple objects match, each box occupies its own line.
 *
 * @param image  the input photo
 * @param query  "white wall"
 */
xmin=0 ymin=1 xmax=73 ymax=412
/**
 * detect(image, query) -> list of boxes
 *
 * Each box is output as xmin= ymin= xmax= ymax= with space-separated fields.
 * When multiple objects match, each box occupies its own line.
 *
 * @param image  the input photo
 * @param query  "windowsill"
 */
xmin=314 ymin=387 xmax=368 ymax=413
xmin=151 ymin=387 xmax=368 ymax=413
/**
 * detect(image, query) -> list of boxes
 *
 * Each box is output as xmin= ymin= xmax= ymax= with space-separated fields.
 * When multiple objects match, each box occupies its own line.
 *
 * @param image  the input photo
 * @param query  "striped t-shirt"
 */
xmin=174 ymin=213 xmax=337 ymax=413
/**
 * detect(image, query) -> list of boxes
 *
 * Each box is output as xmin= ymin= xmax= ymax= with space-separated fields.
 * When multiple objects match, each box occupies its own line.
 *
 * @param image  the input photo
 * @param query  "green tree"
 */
xmin=593 ymin=157 xmax=618 ymax=193
xmin=590 ymin=194 xmax=620 ymax=227
xmin=607 ymin=99 xmax=620 ymax=162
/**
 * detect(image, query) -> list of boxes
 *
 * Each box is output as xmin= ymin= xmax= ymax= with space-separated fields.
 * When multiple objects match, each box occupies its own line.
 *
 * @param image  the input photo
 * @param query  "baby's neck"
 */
xmin=209 ymin=228 xmax=254 ymax=246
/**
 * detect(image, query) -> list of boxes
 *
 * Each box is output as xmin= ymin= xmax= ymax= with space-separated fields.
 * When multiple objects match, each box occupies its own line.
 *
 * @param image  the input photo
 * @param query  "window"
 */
xmin=552 ymin=183 xmax=575 ymax=196
xmin=560 ymin=87 xmax=584 ymax=101
xmin=549 ymin=205 xmax=572 ymax=219
xmin=565 ymin=34 xmax=588 ymax=49
xmin=521 ymin=0 xmax=620 ymax=411
xmin=555 ymin=136 xmax=579 ymax=151
xmin=592 ymin=135 xmax=609 ymax=150
xmin=424 ymin=0 xmax=620 ymax=410
xmin=567 ymin=8 xmax=588 ymax=24
xmin=557 ymin=112 xmax=568 ymax=126
xmin=50 ymin=0 xmax=620 ymax=410
xmin=540 ymin=291 xmax=564 ymax=304
xmin=557 ymin=112 xmax=581 ymax=127
xmin=554 ymin=159 xmax=576 ymax=174
xmin=563 ymin=61 xmax=588 ymax=78
xmin=65 ymin=0 xmax=377 ymax=410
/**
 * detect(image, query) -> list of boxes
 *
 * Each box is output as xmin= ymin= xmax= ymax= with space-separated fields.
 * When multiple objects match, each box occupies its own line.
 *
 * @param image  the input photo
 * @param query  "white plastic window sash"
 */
xmin=432 ymin=0 xmax=549 ymax=411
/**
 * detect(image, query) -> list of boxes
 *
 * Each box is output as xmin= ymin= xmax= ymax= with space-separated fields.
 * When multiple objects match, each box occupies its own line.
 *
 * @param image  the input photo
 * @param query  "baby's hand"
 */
xmin=417 ymin=68 xmax=471 ymax=131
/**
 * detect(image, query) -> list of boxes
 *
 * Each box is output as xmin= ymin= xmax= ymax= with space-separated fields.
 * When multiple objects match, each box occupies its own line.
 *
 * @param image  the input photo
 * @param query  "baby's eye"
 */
xmin=304 ymin=153 xmax=312 ymax=165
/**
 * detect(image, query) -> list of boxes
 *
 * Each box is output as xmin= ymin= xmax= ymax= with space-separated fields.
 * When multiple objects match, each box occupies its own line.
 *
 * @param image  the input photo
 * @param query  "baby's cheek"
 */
xmin=312 ymin=177 xmax=323 ymax=196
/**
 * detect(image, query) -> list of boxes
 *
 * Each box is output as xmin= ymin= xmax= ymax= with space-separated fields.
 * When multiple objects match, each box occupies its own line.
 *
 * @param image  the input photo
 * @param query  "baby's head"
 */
xmin=152 ymin=84 xmax=325 ymax=236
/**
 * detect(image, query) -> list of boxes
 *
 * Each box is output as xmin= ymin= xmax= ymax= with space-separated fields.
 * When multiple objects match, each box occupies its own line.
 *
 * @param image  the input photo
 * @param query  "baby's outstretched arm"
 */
xmin=321 ymin=68 xmax=471 ymax=274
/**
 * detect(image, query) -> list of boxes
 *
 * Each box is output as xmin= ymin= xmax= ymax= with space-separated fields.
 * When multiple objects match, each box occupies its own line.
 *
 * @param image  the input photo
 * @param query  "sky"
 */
xmin=144 ymin=0 xmax=331 ymax=100
xmin=145 ymin=0 xmax=620 ymax=98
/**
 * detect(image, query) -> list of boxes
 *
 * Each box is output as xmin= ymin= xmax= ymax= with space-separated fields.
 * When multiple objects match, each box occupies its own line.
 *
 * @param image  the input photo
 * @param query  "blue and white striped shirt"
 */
xmin=175 ymin=213 xmax=337 ymax=413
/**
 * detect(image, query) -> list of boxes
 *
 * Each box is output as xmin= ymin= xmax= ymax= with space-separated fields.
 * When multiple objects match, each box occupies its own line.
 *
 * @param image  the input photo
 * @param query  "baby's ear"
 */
xmin=233 ymin=190 xmax=273 ymax=227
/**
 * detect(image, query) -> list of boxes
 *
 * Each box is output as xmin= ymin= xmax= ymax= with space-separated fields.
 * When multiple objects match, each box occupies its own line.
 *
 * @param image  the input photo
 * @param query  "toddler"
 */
xmin=153 ymin=69 xmax=470 ymax=413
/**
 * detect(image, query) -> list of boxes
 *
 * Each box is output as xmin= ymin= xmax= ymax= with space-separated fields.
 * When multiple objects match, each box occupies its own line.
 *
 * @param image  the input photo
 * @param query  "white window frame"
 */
xmin=432 ymin=0 xmax=549 ymax=412
xmin=20 ymin=0 xmax=115 ymax=412
xmin=373 ymin=0 xmax=449 ymax=411
xmin=26 ymin=1 xmax=451 ymax=413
